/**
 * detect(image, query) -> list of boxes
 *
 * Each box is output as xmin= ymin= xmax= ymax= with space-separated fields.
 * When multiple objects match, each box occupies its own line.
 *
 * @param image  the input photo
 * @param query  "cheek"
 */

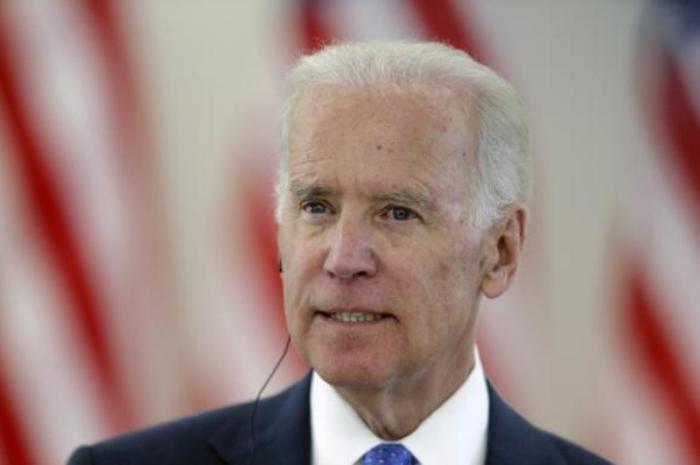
xmin=433 ymin=260 xmax=467 ymax=312
xmin=282 ymin=237 xmax=325 ymax=313
xmin=423 ymin=249 xmax=481 ymax=321
xmin=400 ymin=257 xmax=456 ymax=323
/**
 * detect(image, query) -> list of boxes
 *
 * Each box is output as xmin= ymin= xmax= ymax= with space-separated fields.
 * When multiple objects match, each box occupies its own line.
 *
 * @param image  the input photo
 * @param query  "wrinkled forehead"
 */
xmin=285 ymin=84 xmax=480 ymax=211
xmin=291 ymin=82 xmax=475 ymax=128
xmin=288 ymin=84 xmax=479 ymax=162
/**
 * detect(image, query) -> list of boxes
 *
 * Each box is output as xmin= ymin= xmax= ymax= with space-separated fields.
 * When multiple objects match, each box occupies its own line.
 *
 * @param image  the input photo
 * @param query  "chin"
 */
xmin=312 ymin=355 xmax=397 ymax=390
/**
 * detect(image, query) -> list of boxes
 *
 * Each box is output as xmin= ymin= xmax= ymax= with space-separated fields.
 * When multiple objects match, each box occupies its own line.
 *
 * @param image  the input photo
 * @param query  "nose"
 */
xmin=323 ymin=215 xmax=378 ymax=280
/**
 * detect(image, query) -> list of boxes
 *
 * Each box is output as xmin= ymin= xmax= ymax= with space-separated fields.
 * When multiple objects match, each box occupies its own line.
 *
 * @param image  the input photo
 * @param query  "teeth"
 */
xmin=330 ymin=312 xmax=383 ymax=323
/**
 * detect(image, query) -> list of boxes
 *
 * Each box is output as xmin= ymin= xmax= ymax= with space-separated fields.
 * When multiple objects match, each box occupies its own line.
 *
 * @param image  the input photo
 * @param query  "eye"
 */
xmin=301 ymin=200 xmax=331 ymax=215
xmin=383 ymin=206 xmax=418 ymax=221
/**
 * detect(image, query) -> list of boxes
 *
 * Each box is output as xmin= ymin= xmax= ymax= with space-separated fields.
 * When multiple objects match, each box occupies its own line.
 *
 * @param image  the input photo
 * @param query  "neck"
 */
xmin=335 ymin=346 xmax=475 ymax=440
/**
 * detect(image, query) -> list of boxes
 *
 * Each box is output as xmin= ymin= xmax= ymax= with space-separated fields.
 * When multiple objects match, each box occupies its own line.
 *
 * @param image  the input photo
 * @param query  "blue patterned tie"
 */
xmin=362 ymin=443 xmax=417 ymax=465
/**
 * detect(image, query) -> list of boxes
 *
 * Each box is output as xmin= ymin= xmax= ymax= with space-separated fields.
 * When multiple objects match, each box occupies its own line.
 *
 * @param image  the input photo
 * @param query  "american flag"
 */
xmin=0 ymin=2 xmax=176 ymax=464
xmin=611 ymin=1 xmax=700 ymax=464
xmin=0 ymin=1 xmax=696 ymax=464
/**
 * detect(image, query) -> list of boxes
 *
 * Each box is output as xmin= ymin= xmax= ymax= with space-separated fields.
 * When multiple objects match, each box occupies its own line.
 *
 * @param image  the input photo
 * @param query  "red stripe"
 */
xmin=81 ymin=0 xmax=171 ymax=326
xmin=80 ymin=1 xmax=146 ymax=170
xmin=79 ymin=0 xmax=170 ymax=425
xmin=0 ymin=9 xmax=128 ymax=430
xmin=241 ymin=162 xmax=308 ymax=376
xmin=625 ymin=268 xmax=700 ymax=462
xmin=660 ymin=57 xmax=700 ymax=223
xmin=0 ymin=355 xmax=35 ymax=465
xmin=407 ymin=0 xmax=489 ymax=64
xmin=84 ymin=2 xmax=198 ymax=415
xmin=299 ymin=0 xmax=334 ymax=54
xmin=81 ymin=0 xmax=165 ymax=237
xmin=80 ymin=0 xmax=167 ymax=256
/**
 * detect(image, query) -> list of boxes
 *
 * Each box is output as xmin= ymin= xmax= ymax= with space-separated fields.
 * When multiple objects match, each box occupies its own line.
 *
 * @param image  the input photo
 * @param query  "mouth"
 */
xmin=315 ymin=310 xmax=393 ymax=324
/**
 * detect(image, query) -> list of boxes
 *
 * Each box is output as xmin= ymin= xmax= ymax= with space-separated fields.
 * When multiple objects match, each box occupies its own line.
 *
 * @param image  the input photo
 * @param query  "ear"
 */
xmin=480 ymin=206 xmax=527 ymax=299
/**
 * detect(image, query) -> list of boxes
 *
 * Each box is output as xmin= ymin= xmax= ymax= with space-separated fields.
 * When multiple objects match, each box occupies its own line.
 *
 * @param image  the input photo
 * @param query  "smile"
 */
xmin=329 ymin=312 xmax=385 ymax=323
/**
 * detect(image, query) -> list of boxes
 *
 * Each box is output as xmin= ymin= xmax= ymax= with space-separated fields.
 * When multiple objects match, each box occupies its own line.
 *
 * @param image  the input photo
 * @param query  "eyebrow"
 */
xmin=289 ymin=181 xmax=434 ymax=210
xmin=374 ymin=189 xmax=434 ymax=211
xmin=289 ymin=181 xmax=335 ymax=199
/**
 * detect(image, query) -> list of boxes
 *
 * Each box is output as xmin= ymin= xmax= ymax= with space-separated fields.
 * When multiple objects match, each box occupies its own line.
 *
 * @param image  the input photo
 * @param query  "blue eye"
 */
xmin=302 ymin=201 xmax=329 ymax=214
xmin=385 ymin=206 xmax=417 ymax=221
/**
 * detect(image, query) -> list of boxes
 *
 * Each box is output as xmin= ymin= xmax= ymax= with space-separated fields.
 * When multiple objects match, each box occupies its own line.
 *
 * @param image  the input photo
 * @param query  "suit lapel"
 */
xmin=208 ymin=373 xmax=312 ymax=465
xmin=485 ymin=382 xmax=564 ymax=465
xmin=207 ymin=374 xmax=568 ymax=465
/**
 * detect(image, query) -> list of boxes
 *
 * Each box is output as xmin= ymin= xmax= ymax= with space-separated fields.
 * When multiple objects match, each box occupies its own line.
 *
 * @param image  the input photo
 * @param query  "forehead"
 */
xmin=290 ymin=84 xmax=470 ymax=144
xmin=287 ymin=86 xmax=478 ymax=197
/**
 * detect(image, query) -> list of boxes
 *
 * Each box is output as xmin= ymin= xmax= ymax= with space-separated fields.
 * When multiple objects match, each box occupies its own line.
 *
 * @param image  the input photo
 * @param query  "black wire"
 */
xmin=246 ymin=335 xmax=292 ymax=465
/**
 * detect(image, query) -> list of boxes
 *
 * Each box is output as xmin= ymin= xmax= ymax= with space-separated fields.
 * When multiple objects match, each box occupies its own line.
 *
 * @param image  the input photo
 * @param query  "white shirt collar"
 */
xmin=310 ymin=348 xmax=489 ymax=465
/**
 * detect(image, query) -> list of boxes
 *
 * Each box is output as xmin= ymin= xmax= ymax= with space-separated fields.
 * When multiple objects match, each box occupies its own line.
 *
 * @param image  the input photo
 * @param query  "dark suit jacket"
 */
xmin=67 ymin=373 xmax=612 ymax=464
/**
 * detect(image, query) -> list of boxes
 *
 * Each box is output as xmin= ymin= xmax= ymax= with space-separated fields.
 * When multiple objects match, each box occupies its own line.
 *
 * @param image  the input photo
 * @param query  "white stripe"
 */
xmin=6 ymin=0 xmax=172 ymax=422
xmin=610 ymin=337 xmax=694 ymax=465
xmin=621 ymin=114 xmax=700 ymax=404
xmin=7 ymin=0 xmax=131 ymax=243
xmin=179 ymin=249 xmax=300 ymax=402
xmin=325 ymin=0 xmax=422 ymax=42
xmin=479 ymin=263 xmax=545 ymax=403
xmin=7 ymin=0 xmax=137 ymax=318
xmin=0 ymin=148 xmax=109 ymax=464
xmin=612 ymin=28 xmax=700 ymax=464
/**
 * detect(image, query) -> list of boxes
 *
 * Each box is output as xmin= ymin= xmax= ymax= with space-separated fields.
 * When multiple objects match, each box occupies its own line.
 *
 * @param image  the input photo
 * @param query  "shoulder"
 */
xmin=540 ymin=429 xmax=613 ymax=465
xmin=66 ymin=374 xmax=312 ymax=465
xmin=486 ymin=382 xmax=613 ymax=465
xmin=66 ymin=403 xmax=250 ymax=465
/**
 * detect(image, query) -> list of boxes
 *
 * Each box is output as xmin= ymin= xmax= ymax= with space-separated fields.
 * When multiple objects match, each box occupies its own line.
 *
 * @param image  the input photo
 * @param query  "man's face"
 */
xmin=278 ymin=86 xmax=488 ymax=391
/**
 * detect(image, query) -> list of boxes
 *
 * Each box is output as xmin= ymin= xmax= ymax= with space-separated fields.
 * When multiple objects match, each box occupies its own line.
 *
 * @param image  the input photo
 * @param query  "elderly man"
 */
xmin=68 ymin=41 xmax=610 ymax=465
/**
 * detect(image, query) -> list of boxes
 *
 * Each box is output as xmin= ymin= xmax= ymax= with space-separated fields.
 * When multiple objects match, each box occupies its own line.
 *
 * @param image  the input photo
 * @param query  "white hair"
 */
xmin=275 ymin=41 xmax=531 ymax=229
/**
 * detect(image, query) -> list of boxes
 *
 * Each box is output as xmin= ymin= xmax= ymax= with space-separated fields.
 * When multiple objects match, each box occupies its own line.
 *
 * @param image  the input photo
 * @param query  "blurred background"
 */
xmin=0 ymin=1 xmax=698 ymax=464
